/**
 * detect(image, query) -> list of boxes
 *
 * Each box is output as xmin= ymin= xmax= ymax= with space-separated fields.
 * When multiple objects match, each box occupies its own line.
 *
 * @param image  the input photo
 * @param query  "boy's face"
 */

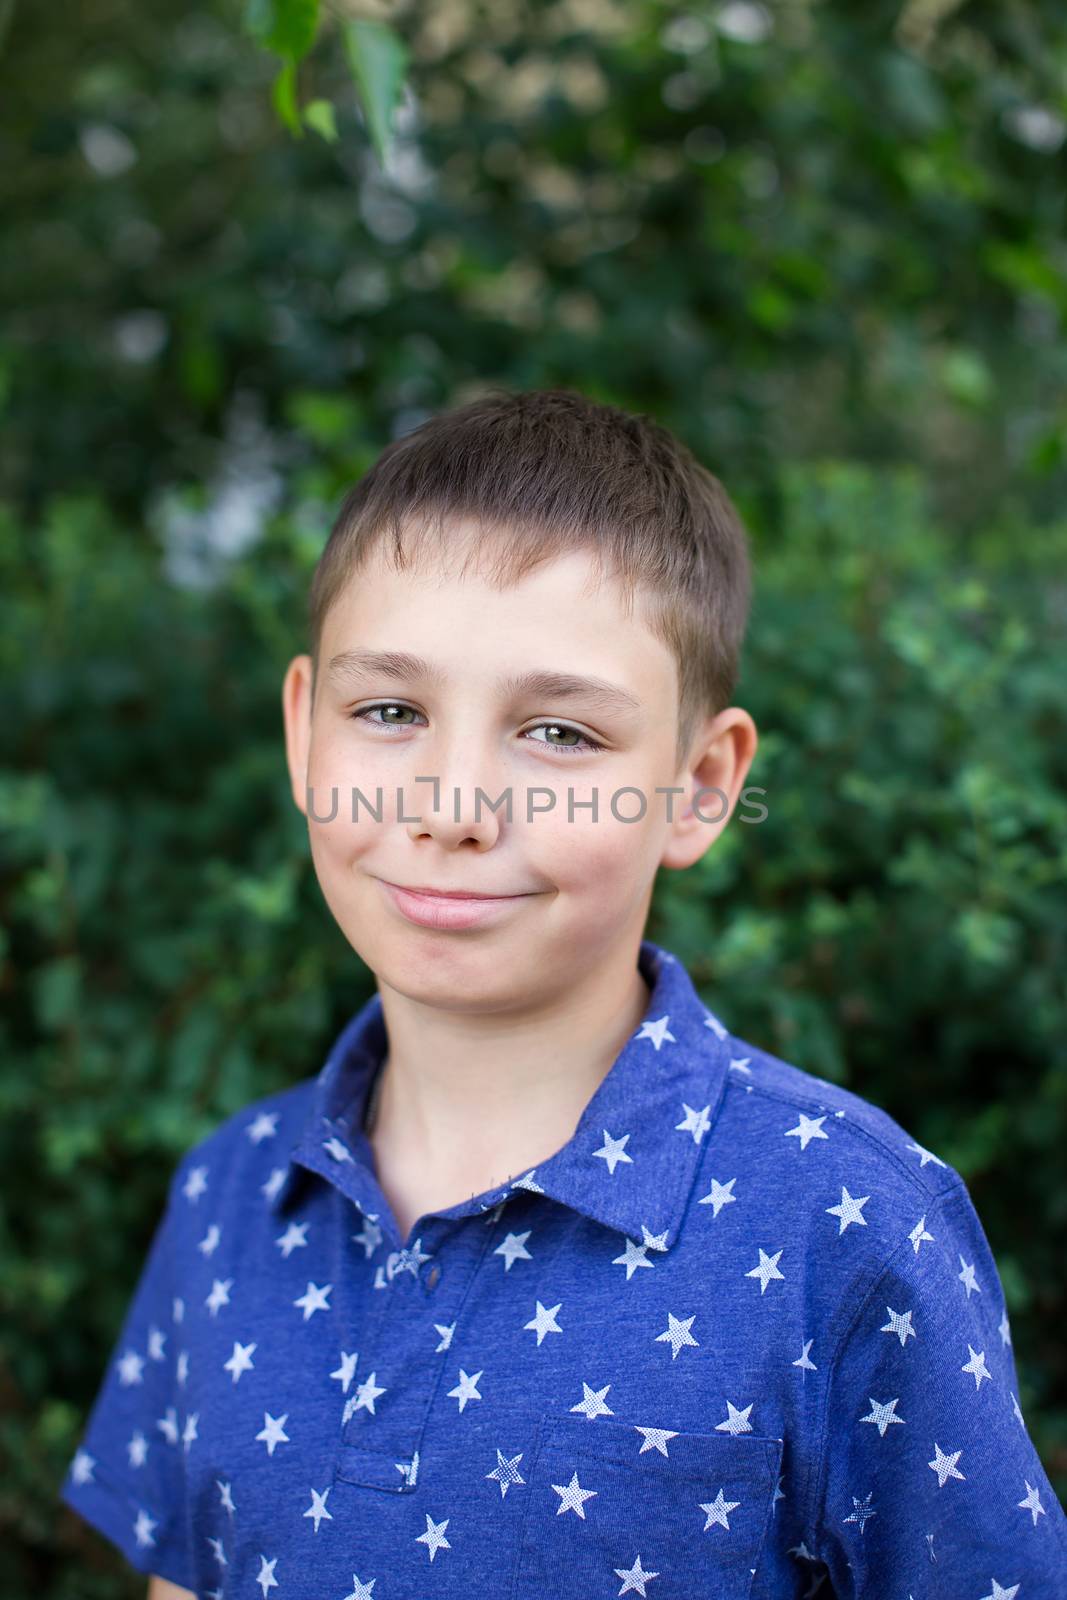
xmin=282 ymin=533 xmax=754 ymax=1012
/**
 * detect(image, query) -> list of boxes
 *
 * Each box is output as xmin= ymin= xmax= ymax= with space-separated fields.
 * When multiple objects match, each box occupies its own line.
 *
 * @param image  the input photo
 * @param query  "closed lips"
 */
xmin=388 ymin=883 xmax=527 ymax=899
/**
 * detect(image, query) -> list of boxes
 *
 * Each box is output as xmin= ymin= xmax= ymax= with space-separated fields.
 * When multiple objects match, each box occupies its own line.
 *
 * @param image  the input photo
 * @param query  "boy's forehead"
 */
xmin=318 ymin=540 xmax=679 ymax=713
xmin=324 ymin=539 xmax=657 ymax=648
xmin=348 ymin=533 xmax=629 ymax=602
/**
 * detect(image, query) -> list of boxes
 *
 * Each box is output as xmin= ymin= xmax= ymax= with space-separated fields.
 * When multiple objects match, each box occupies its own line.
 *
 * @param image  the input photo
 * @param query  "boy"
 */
xmin=61 ymin=388 xmax=1066 ymax=1599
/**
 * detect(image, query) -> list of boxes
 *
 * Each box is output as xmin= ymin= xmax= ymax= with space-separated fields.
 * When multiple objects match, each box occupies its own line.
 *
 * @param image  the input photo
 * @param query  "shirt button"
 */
xmin=424 ymin=1264 xmax=441 ymax=1290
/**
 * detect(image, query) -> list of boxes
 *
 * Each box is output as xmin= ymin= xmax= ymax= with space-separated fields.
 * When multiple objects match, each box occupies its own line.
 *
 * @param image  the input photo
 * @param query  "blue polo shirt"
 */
xmin=60 ymin=938 xmax=1067 ymax=1598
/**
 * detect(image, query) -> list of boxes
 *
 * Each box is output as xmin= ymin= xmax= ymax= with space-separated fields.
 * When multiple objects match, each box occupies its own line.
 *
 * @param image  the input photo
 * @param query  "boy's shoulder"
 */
xmin=718 ymin=1025 xmax=966 ymax=1210
xmin=710 ymin=1023 xmax=993 ymax=1302
xmin=166 ymin=1075 xmax=319 ymax=1215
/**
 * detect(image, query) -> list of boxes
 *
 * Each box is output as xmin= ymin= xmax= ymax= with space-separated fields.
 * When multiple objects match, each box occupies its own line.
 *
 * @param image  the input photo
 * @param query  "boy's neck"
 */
xmin=362 ymin=944 xmax=652 ymax=1224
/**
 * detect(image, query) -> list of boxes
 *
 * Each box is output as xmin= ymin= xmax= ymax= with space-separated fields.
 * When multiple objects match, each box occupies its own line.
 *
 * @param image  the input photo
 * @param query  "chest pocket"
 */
xmin=508 ymin=1412 xmax=783 ymax=1600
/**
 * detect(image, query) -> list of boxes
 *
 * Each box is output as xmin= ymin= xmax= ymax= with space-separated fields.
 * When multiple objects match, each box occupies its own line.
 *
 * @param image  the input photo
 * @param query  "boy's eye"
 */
xmin=351 ymin=704 xmax=603 ymax=754
xmin=522 ymin=722 xmax=603 ymax=754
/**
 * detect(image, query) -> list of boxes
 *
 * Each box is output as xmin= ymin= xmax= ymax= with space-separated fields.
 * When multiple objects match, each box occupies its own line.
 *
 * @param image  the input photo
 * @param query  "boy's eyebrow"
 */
xmin=326 ymin=649 xmax=643 ymax=715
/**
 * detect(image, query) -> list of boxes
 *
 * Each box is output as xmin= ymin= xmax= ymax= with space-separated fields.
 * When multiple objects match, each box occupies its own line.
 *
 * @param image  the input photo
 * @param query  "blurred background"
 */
xmin=2 ymin=1 xmax=1066 ymax=1591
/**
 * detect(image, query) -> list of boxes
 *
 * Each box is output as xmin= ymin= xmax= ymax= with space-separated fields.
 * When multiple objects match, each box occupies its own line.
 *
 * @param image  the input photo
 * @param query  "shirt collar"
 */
xmin=269 ymin=938 xmax=733 ymax=1252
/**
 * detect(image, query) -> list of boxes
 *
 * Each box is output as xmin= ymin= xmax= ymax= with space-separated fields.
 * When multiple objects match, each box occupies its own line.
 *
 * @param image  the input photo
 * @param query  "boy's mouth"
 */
xmin=376 ymin=877 xmax=538 ymax=931
xmin=383 ymin=880 xmax=529 ymax=900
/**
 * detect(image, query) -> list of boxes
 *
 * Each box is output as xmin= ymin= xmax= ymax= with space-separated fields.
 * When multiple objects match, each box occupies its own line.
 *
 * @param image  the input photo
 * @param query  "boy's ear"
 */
xmin=281 ymin=654 xmax=314 ymax=818
xmin=659 ymin=707 xmax=758 ymax=873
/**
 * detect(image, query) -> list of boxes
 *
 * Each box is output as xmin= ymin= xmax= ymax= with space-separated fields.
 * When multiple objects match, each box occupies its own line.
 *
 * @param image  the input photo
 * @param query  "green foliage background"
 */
xmin=1 ymin=2 xmax=1065 ymax=1593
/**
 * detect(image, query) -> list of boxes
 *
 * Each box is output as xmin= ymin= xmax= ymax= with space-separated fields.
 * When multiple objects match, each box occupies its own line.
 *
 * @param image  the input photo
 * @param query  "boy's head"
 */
xmin=282 ymin=386 xmax=757 ymax=1009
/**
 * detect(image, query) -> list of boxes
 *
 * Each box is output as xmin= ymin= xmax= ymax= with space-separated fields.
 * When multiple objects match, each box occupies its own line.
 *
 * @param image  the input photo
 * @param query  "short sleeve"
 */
xmin=59 ymin=1161 xmax=196 ymax=1591
xmin=812 ymin=1175 xmax=1067 ymax=1597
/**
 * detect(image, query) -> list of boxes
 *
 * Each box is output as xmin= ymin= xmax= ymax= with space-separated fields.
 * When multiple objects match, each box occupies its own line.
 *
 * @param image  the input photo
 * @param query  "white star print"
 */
xmin=510 ymin=1168 xmax=546 ymax=1195
xmin=909 ymin=1215 xmax=935 ymax=1252
xmin=447 ymin=1368 xmax=483 ymax=1411
xmin=351 ymin=1372 xmax=386 ymax=1415
xmin=880 ymin=1306 xmax=916 ymax=1347
xmin=156 ymin=1407 xmax=179 ymax=1445
xmin=246 ymin=1111 xmax=279 ymax=1144
xmin=133 ymin=1507 xmax=158 ymax=1547
xmin=699 ymin=1176 xmax=738 ymax=1216
xmin=745 ymin=1247 xmax=786 ymax=1294
xmin=903 ymin=1138 xmax=946 ymax=1168
xmin=843 ymin=1491 xmax=877 ymax=1533
xmin=255 ymin=1553 xmax=278 ymax=1595
xmin=826 ymin=1186 xmax=870 ymax=1234
xmin=785 ymin=1113 xmax=830 ymax=1150
xmin=70 ymin=1448 xmax=95 ymax=1484
xmin=330 ymin=1351 xmax=358 ymax=1393
xmin=675 ymin=1102 xmax=712 ymax=1143
xmin=255 ymin=1413 xmax=289 ymax=1456
xmin=217 ymin=1479 xmax=236 ymax=1515
xmin=205 ymin=1278 xmax=233 ymax=1317
xmin=860 ymin=1396 xmax=905 ymax=1436
xmin=323 ymin=1135 xmax=352 ymax=1163
xmin=613 ymin=1237 xmax=657 ymax=1279
xmin=304 ymin=1486 xmax=333 ymax=1530
xmin=342 ymin=1576 xmax=377 ymax=1600
xmin=716 ymin=1401 xmax=754 ymax=1435
xmin=998 ymin=1307 xmax=1012 ymax=1347
xmin=615 ymin=1553 xmax=660 ymax=1594
xmin=293 ymin=1281 xmax=332 ymax=1320
xmin=261 ymin=1168 xmax=286 ymax=1204
xmin=147 ymin=1326 xmax=166 ymax=1361
xmin=655 ymin=1310 xmax=699 ymax=1358
xmin=181 ymin=1165 xmax=208 ymax=1203
xmin=415 ymin=1513 xmax=451 ymax=1561
xmin=524 ymin=1300 xmax=563 ymax=1346
xmin=276 ymin=1221 xmax=308 ymax=1258
xmin=636 ymin=1015 xmax=676 ymax=1050
xmin=116 ymin=1349 xmax=145 ymax=1386
xmin=494 ymin=1230 xmax=532 ymax=1270
xmin=552 ymin=1469 xmax=598 ymax=1516
xmin=1017 ymin=1481 xmax=1046 ymax=1526
xmin=128 ymin=1431 xmax=148 ymax=1467
xmin=352 ymin=1214 xmax=383 ymax=1257
xmin=962 ymin=1346 xmax=991 ymax=1389
xmin=958 ymin=1256 xmax=982 ymax=1297
xmin=485 ymin=1448 xmax=525 ymax=1496
xmin=979 ymin=1583 xmax=1020 ymax=1600
xmin=700 ymin=1487 xmax=741 ymax=1530
xmin=223 ymin=1340 xmax=256 ymax=1383
xmin=928 ymin=1443 xmax=965 ymax=1487
xmin=592 ymin=1129 xmax=634 ymax=1174
xmin=703 ymin=1009 xmax=727 ymax=1038
xmin=793 ymin=1340 xmax=817 ymax=1372
xmin=570 ymin=1381 xmax=614 ymax=1420
xmin=634 ymin=1425 xmax=678 ymax=1457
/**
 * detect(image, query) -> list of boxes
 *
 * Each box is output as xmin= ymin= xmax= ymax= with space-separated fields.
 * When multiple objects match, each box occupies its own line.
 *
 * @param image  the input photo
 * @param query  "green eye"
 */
xmin=352 ymin=704 xmax=603 ymax=755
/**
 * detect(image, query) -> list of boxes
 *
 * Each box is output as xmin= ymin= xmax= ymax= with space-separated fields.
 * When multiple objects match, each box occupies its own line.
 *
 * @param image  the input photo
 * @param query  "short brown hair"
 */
xmin=308 ymin=386 xmax=753 ymax=769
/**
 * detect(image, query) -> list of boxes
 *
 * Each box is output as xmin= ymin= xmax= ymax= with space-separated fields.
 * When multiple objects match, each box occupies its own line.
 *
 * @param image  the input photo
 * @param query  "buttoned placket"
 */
xmin=293 ymin=1112 xmax=512 ymax=1495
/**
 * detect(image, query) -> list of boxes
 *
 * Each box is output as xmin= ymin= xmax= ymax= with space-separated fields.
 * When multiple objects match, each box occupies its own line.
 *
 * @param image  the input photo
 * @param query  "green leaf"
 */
xmin=342 ymin=19 xmax=409 ymax=168
xmin=244 ymin=0 xmax=320 ymax=61
xmin=272 ymin=59 xmax=302 ymax=137
xmin=303 ymin=97 xmax=338 ymax=143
